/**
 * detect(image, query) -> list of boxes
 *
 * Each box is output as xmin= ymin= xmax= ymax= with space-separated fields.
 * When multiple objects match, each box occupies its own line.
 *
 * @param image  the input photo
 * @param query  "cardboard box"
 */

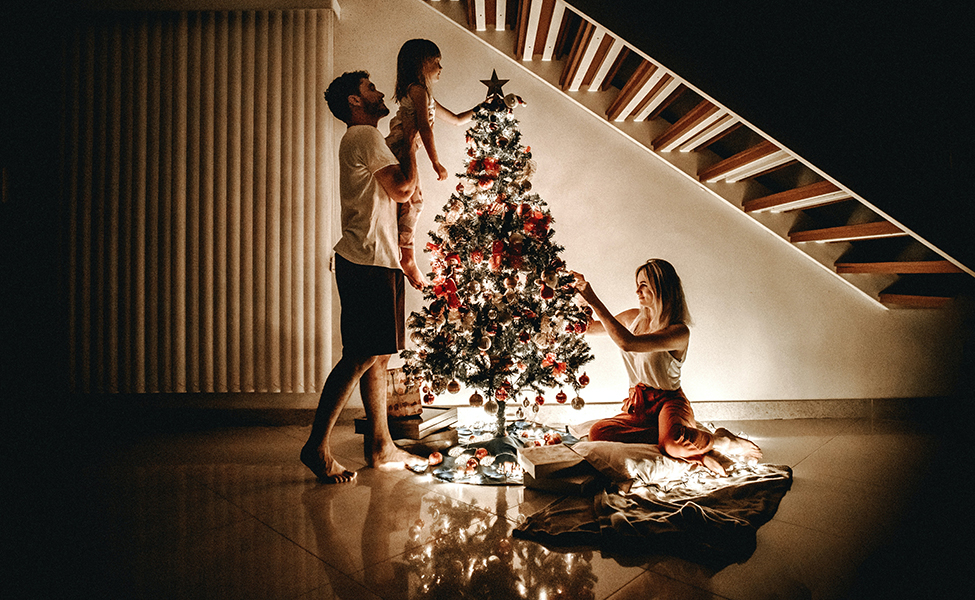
xmin=516 ymin=443 xmax=584 ymax=479
xmin=386 ymin=367 xmax=422 ymax=417
xmin=523 ymin=462 xmax=604 ymax=496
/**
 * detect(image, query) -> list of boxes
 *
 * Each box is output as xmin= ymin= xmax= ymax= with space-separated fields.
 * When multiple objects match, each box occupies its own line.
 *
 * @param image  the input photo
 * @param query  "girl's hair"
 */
xmin=395 ymin=39 xmax=441 ymax=101
xmin=636 ymin=259 xmax=691 ymax=326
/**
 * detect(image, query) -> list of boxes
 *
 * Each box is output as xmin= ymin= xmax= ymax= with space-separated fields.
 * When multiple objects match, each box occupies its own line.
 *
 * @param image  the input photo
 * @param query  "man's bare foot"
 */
xmin=369 ymin=444 xmax=427 ymax=472
xmin=713 ymin=428 xmax=763 ymax=462
xmin=400 ymin=260 xmax=428 ymax=290
xmin=301 ymin=444 xmax=357 ymax=484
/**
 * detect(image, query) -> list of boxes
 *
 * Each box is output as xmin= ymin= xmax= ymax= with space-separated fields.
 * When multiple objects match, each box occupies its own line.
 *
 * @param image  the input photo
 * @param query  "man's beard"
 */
xmin=364 ymin=98 xmax=389 ymax=119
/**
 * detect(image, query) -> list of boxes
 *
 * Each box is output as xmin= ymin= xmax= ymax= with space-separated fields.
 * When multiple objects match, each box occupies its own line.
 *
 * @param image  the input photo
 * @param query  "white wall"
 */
xmin=333 ymin=0 xmax=969 ymax=406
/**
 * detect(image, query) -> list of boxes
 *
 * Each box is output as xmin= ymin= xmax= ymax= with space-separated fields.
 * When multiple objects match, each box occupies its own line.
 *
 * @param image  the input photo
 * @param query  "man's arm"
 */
xmin=374 ymin=143 xmax=418 ymax=203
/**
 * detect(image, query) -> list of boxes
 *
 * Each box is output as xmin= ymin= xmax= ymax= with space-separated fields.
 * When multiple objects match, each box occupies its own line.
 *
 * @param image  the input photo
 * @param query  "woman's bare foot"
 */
xmin=701 ymin=452 xmax=731 ymax=477
xmin=713 ymin=428 xmax=763 ymax=462
xmin=369 ymin=443 xmax=428 ymax=472
xmin=301 ymin=444 xmax=357 ymax=484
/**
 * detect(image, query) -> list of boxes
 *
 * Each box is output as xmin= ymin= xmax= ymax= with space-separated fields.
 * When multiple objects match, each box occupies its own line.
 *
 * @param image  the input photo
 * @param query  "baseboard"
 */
xmin=689 ymin=397 xmax=948 ymax=422
xmin=74 ymin=393 xmax=952 ymax=429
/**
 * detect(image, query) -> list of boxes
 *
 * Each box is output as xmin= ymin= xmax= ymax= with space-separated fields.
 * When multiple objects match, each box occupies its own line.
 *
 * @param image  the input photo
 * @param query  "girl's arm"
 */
xmin=435 ymin=101 xmax=474 ymax=126
xmin=407 ymin=85 xmax=447 ymax=180
xmin=571 ymin=271 xmax=689 ymax=354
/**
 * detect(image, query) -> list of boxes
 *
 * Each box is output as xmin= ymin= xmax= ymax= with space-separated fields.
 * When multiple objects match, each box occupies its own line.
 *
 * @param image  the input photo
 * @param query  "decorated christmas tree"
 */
xmin=401 ymin=71 xmax=594 ymax=436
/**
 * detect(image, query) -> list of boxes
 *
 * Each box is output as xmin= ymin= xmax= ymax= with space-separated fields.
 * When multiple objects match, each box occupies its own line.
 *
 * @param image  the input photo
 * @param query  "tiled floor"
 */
xmin=23 ymin=412 xmax=965 ymax=599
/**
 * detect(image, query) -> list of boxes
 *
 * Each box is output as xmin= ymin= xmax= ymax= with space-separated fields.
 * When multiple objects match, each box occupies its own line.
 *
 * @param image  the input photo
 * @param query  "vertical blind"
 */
xmin=66 ymin=10 xmax=336 ymax=393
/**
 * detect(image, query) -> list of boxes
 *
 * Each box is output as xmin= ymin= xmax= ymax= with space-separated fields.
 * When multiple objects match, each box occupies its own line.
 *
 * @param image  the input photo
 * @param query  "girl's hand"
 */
xmin=433 ymin=161 xmax=448 ymax=181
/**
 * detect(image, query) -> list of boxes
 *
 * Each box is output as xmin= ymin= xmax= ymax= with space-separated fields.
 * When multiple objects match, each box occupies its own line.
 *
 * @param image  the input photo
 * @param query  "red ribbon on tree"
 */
xmin=433 ymin=277 xmax=461 ymax=309
xmin=489 ymin=239 xmax=505 ymax=271
xmin=523 ymin=210 xmax=550 ymax=238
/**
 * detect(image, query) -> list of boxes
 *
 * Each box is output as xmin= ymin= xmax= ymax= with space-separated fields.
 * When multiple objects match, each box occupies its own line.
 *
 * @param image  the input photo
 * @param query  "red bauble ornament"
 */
xmin=469 ymin=392 xmax=484 ymax=407
xmin=556 ymin=390 xmax=568 ymax=404
xmin=423 ymin=392 xmax=436 ymax=404
xmin=428 ymin=451 xmax=443 ymax=466
xmin=534 ymin=394 xmax=545 ymax=405
xmin=579 ymin=373 xmax=590 ymax=387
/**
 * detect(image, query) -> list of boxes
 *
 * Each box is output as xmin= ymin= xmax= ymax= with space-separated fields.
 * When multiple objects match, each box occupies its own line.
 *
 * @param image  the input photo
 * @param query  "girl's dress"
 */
xmin=588 ymin=320 xmax=715 ymax=465
xmin=385 ymin=84 xmax=436 ymax=249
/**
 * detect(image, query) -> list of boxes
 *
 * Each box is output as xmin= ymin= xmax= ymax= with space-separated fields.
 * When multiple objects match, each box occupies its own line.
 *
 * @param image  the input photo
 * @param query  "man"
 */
xmin=301 ymin=71 xmax=426 ymax=483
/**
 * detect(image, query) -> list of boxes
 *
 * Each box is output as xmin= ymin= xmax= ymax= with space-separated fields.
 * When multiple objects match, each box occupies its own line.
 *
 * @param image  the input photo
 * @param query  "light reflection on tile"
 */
xmin=354 ymin=508 xmax=647 ymax=600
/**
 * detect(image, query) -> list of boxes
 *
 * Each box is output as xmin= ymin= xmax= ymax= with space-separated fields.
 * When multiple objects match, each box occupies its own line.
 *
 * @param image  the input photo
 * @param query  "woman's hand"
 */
xmin=570 ymin=270 xmax=596 ymax=304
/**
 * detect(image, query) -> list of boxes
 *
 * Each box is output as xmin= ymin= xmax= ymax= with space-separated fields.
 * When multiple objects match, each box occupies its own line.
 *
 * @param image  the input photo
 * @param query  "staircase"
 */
xmin=422 ymin=0 xmax=973 ymax=309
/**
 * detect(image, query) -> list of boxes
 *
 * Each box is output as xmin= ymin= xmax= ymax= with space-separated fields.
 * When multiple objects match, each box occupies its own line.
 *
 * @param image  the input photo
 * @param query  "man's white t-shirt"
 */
xmin=333 ymin=125 xmax=402 ymax=270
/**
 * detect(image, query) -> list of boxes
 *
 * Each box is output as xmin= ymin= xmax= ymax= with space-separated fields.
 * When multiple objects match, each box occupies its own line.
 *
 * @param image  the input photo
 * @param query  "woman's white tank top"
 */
xmin=619 ymin=318 xmax=683 ymax=390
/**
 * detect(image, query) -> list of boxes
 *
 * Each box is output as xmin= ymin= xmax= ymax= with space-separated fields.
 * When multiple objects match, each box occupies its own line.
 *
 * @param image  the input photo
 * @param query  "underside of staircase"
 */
xmin=422 ymin=0 xmax=974 ymax=309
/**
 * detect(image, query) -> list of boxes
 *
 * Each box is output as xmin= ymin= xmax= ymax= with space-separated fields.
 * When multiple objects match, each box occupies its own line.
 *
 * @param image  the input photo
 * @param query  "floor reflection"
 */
xmin=80 ymin=417 xmax=952 ymax=599
xmin=397 ymin=487 xmax=597 ymax=600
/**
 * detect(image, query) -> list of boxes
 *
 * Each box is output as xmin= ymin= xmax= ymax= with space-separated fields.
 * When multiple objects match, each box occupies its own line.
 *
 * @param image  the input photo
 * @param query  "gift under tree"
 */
xmin=401 ymin=71 xmax=594 ymax=437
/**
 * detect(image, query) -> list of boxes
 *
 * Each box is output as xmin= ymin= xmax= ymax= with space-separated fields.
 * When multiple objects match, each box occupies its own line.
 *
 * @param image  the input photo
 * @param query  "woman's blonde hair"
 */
xmin=636 ymin=259 xmax=691 ymax=326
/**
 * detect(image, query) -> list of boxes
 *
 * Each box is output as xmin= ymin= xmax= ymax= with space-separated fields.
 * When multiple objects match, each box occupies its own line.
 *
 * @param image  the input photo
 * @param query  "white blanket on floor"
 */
xmin=514 ymin=441 xmax=793 ymax=569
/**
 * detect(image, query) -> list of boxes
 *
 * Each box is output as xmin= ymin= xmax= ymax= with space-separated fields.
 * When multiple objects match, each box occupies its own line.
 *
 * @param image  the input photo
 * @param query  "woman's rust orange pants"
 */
xmin=588 ymin=384 xmax=714 ymax=464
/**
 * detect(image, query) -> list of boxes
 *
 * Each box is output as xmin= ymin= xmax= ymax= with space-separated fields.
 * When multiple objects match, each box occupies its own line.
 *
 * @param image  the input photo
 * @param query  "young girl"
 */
xmin=386 ymin=39 xmax=473 ymax=289
xmin=571 ymin=260 xmax=762 ymax=476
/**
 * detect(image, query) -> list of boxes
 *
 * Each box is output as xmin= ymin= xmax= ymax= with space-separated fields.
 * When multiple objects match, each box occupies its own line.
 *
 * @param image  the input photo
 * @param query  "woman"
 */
xmin=571 ymin=259 xmax=762 ymax=476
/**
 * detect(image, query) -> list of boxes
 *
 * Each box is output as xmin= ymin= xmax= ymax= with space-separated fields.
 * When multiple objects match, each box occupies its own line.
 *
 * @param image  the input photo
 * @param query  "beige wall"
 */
xmin=334 ymin=0 xmax=968 ymax=405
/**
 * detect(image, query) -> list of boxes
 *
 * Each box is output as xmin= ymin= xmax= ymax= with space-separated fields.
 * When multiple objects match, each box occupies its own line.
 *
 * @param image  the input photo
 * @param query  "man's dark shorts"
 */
xmin=334 ymin=253 xmax=405 ymax=356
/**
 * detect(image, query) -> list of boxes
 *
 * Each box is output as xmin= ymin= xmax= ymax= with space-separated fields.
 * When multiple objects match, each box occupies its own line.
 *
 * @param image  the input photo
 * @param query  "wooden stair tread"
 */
xmin=878 ymin=293 xmax=952 ymax=308
xmin=743 ymin=181 xmax=849 ymax=213
xmin=835 ymin=260 xmax=964 ymax=274
xmin=651 ymin=100 xmax=721 ymax=151
xmin=698 ymin=140 xmax=794 ymax=183
xmin=790 ymin=221 xmax=905 ymax=243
